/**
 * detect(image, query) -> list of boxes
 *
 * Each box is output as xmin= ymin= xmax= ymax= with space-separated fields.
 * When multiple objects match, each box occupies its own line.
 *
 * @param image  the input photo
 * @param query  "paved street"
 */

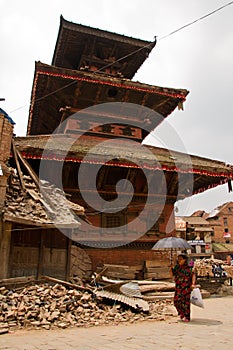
xmin=1 ymin=296 xmax=233 ymax=350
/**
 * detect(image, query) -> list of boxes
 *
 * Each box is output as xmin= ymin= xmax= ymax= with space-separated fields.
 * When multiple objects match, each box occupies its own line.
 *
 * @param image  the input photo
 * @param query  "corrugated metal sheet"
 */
xmin=120 ymin=282 xmax=142 ymax=298
xmin=95 ymin=281 xmax=149 ymax=311
xmin=95 ymin=290 xmax=149 ymax=312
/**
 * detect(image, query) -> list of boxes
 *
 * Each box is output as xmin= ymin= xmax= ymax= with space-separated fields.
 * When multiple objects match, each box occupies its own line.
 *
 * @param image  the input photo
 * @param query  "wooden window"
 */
xmin=101 ymin=124 xmax=113 ymax=133
xmin=106 ymin=215 xmax=121 ymax=227
xmin=121 ymin=125 xmax=134 ymax=136
xmin=102 ymin=213 xmax=126 ymax=232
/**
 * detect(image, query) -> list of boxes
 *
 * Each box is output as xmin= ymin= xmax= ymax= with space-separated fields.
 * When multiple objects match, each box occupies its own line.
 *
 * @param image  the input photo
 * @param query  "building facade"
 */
xmin=205 ymin=202 xmax=233 ymax=244
xmin=175 ymin=216 xmax=213 ymax=258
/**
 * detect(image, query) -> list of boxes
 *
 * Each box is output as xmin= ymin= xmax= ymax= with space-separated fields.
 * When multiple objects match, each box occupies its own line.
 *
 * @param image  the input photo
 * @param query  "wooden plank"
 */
xmin=0 ymin=275 xmax=35 ymax=285
xmin=105 ymin=273 xmax=137 ymax=280
xmin=96 ymin=264 xmax=143 ymax=280
xmin=11 ymin=139 xmax=26 ymax=191
xmin=26 ymin=188 xmax=41 ymax=201
xmin=41 ymin=275 xmax=93 ymax=293
xmin=146 ymin=267 xmax=171 ymax=274
xmin=144 ymin=272 xmax=171 ymax=280
xmin=15 ymin=145 xmax=40 ymax=188
xmin=143 ymin=293 xmax=174 ymax=301
xmin=139 ymin=283 xmax=175 ymax=293
xmin=103 ymin=264 xmax=142 ymax=271
xmin=3 ymin=214 xmax=53 ymax=227
xmin=145 ymin=260 xmax=169 ymax=268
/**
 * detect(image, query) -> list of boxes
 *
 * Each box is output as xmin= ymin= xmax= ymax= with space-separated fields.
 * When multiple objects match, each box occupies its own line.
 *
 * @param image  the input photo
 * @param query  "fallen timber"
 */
xmin=41 ymin=275 xmax=93 ymax=294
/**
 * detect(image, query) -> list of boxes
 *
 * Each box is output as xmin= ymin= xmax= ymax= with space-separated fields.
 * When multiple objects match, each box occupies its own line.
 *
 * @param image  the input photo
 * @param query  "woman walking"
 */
xmin=171 ymin=254 xmax=196 ymax=322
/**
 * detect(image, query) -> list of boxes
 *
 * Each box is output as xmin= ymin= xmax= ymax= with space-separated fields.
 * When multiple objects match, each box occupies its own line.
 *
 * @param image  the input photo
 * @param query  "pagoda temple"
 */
xmin=10 ymin=16 xmax=233 ymax=278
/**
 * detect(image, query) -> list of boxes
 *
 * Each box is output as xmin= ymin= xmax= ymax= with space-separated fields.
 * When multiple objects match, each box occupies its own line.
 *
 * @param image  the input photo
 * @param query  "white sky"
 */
xmin=1 ymin=0 xmax=233 ymax=215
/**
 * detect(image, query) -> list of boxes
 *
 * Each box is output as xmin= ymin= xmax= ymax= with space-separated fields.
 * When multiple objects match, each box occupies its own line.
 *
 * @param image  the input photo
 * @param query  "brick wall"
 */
xmin=84 ymin=247 xmax=175 ymax=272
xmin=0 ymin=112 xmax=14 ymax=278
xmin=0 ymin=113 xmax=14 ymax=209
xmin=208 ymin=202 xmax=233 ymax=243
xmin=80 ymin=201 xmax=177 ymax=271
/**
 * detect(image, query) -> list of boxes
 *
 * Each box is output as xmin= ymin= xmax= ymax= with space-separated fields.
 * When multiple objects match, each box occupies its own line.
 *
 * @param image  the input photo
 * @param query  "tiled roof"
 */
xmin=0 ymin=108 xmax=15 ymax=125
xmin=3 ymin=169 xmax=85 ymax=227
xmin=212 ymin=243 xmax=233 ymax=252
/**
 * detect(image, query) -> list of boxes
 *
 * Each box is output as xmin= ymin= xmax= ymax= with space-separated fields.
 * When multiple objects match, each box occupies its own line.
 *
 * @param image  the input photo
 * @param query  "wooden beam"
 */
xmin=94 ymin=85 xmax=103 ymax=104
xmin=166 ymin=172 xmax=178 ymax=195
xmin=96 ymin=166 xmax=106 ymax=190
xmin=41 ymin=275 xmax=93 ymax=293
xmin=37 ymin=230 xmax=45 ymax=280
xmin=3 ymin=214 xmax=81 ymax=229
xmin=0 ymin=275 xmax=35 ymax=286
xmin=14 ymin=145 xmax=40 ymax=188
xmin=63 ymin=187 xmax=173 ymax=198
xmin=56 ymin=109 xmax=69 ymax=133
xmin=73 ymin=80 xmax=83 ymax=106
xmin=11 ymin=139 xmax=26 ymax=191
xmin=194 ymin=175 xmax=203 ymax=183
xmin=0 ymin=222 xmax=12 ymax=279
xmin=65 ymin=237 xmax=72 ymax=281
xmin=3 ymin=214 xmax=53 ymax=227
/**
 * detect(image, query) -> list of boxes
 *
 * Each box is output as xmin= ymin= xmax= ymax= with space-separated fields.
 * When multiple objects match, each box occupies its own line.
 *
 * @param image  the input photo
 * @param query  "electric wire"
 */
xmin=9 ymin=1 xmax=233 ymax=114
xmin=159 ymin=1 xmax=233 ymax=40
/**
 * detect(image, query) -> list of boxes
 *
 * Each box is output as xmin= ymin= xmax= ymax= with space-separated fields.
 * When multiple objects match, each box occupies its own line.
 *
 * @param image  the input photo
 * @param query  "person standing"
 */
xmin=171 ymin=254 xmax=196 ymax=322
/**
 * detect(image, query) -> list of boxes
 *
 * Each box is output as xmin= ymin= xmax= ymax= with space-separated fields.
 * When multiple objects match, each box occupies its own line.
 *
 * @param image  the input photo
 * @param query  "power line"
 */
xmin=10 ymin=1 xmax=233 ymax=115
xmin=159 ymin=1 xmax=233 ymax=40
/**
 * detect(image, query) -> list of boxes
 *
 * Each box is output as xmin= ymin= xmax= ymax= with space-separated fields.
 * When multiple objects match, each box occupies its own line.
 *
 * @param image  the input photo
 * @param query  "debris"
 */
xmin=41 ymin=275 xmax=93 ymax=293
xmin=0 ymin=328 xmax=9 ymax=335
xmin=0 ymin=281 xmax=175 ymax=331
xmin=96 ymin=264 xmax=143 ymax=280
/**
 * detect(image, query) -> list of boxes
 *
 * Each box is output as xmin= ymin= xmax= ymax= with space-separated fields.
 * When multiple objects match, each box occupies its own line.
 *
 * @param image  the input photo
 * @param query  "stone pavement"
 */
xmin=1 ymin=296 xmax=233 ymax=350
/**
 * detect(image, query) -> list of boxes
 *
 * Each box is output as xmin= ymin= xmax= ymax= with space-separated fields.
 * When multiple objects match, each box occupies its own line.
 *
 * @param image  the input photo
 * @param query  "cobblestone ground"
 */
xmin=0 ymin=296 xmax=233 ymax=350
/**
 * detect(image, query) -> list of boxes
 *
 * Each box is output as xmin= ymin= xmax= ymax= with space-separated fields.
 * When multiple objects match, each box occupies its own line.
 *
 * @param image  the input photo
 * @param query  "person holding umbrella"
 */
xmin=171 ymin=254 xmax=196 ymax=322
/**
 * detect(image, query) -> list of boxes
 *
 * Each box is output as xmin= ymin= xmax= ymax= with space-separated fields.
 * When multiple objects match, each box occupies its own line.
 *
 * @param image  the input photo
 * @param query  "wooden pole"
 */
xmin=65 ymin=236 xmax=72 ymax=281
xmin=41 ymin=275 xmax=93 ymax=293
xmin=14 ymin=144 xmax=40 ymax=188
xmin=0 ymin=221 xmax=12 ymax=279
xmin=37 ymin=230 xmax=45 ymax=280
xmin=11 ymin=140 xmax=26 ymax=192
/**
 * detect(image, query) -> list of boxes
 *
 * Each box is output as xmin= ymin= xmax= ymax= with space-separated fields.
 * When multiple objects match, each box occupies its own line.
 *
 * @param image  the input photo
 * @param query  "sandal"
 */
xmin=182 ymin=318 xmax=190 ymax=322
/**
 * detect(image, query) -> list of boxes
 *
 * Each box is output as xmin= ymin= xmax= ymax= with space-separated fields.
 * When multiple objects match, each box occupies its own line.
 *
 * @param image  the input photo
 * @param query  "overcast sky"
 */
xmin=1 ymin=0 xmax=233 ymax=215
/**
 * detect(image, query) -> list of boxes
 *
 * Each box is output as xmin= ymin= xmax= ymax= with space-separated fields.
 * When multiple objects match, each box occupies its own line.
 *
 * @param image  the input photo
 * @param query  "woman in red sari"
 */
xmin=172 ymin=254 xmax=196 ymax=322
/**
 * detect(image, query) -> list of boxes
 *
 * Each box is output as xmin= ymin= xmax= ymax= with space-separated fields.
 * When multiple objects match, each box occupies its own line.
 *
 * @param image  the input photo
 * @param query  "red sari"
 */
xmin=172 ymin=263 xmax=194 ymax=320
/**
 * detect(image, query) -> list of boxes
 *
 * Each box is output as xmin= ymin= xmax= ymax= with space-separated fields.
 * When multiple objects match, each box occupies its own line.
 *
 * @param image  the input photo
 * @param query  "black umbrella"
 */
xmin=152 ymin=237 xmax=192 ymax=265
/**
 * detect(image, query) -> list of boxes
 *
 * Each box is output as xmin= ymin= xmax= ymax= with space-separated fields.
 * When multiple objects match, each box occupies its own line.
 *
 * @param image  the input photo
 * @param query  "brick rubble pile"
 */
xmin=194 ymin=258 xmax=233 ymax=278
xmin=0 ymin=283 xmax=176 ymax=333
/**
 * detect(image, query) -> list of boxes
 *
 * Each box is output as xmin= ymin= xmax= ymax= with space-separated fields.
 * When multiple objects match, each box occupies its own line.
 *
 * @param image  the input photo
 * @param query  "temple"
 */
xmin=3 ymin=16 xmax=233 ymax=279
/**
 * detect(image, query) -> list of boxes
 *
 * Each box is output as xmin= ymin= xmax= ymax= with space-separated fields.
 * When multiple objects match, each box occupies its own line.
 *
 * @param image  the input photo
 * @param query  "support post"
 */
xmin=66 ymin=236 xmax=72 ymax=281
xmin=37 ymin=230 xmax=45 ymax=280
xmin=0 ymin=221 xmax=12 ymax=279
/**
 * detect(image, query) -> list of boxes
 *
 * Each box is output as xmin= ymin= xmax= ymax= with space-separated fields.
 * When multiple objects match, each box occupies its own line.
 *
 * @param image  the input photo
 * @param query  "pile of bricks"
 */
xmin=0 ymin=283 xmax=176 ymax=333
xmin=194 ymin=258 xmax=233 ymax=278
